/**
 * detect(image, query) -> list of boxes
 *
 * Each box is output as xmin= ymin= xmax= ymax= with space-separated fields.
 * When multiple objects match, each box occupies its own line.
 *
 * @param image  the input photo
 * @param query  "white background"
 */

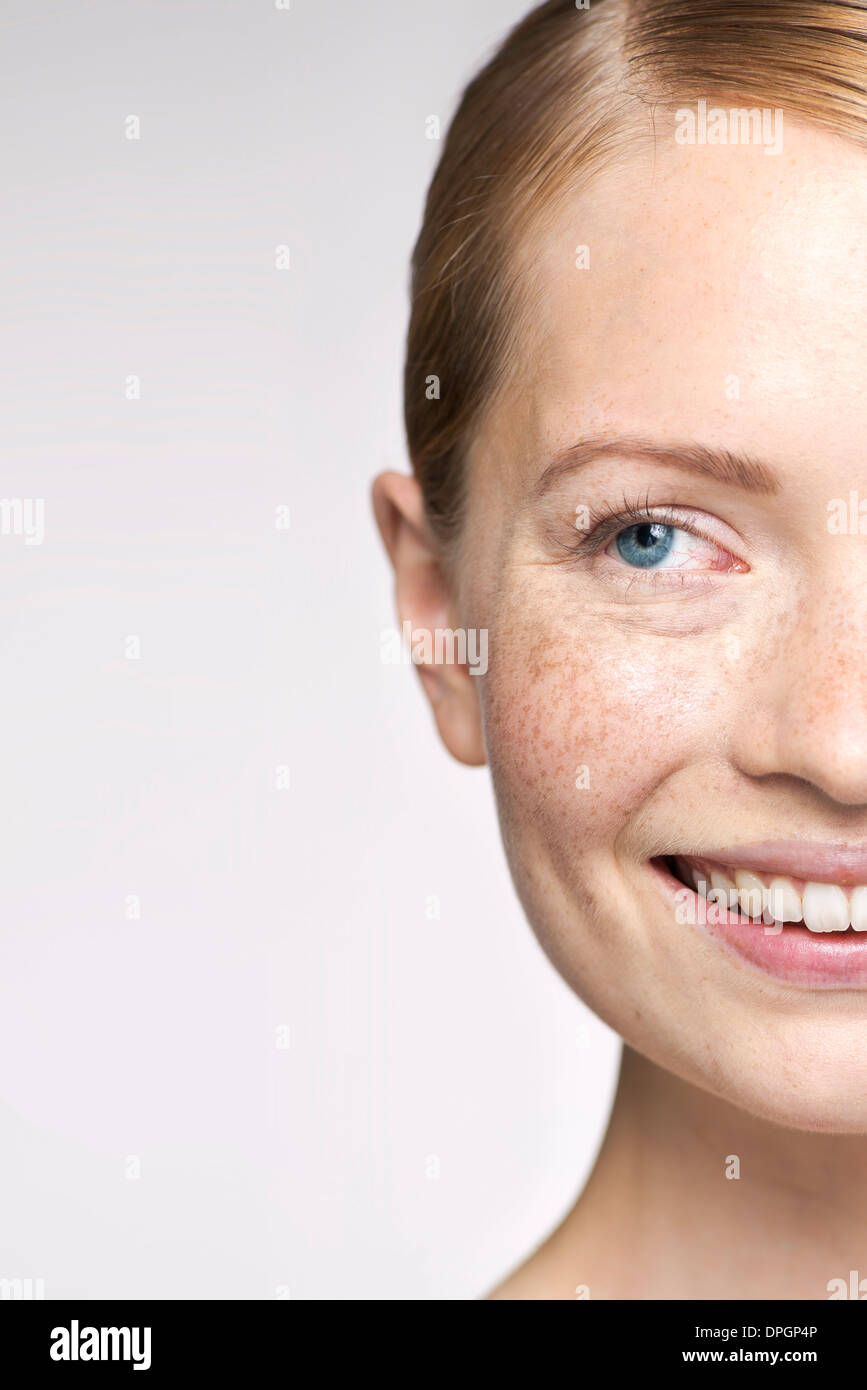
xmin=0 ymin=0 xmax=619 ymax=1300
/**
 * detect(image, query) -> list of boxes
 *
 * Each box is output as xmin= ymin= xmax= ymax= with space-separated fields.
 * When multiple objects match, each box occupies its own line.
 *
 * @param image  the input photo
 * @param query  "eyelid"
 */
xmin=567 ymin=500 xmax=749 ymax=583
xmin=574 ymin=501 xmax=741 ymax=559
xmin=574 ymin=502 xmax=681 ymax=555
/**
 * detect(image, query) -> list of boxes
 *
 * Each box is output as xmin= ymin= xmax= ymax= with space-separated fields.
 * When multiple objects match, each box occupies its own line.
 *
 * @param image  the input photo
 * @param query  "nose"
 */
xmin=732 ymin=579 xmax=867 ymax=806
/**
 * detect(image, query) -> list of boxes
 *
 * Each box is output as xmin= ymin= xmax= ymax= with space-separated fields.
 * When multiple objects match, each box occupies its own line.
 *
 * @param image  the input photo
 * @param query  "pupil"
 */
xmin=635 ymin=523 xmax=665 ymax=549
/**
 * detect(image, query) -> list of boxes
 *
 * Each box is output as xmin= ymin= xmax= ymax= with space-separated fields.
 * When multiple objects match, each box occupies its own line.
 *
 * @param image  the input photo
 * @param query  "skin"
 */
xmin=374 ymin=116 xmax=867 ymax=1299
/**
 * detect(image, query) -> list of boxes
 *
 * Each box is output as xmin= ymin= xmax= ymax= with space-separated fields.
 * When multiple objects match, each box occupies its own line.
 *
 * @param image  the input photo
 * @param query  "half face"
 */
xmin=461 ymin=117 xmax=867 ymax=1132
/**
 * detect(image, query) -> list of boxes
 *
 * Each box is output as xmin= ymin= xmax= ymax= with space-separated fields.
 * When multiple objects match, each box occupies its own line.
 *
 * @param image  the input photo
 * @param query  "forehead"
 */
xmin=490 ymin=118 xmax=867 ymax=472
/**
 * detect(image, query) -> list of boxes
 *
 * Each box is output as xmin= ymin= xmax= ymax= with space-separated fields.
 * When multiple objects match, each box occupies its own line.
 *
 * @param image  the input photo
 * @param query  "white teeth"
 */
xmin=682 ymin=861 xmax=867 ymax=933
xmin=767 ymin=877 xmax=802 ymax=924
xmin=800 ymin=882 xmax=850 ymax=933
xmin=734 ymin=870 xmax=766 ymax=920
xmin=709 ymin=869 xmax=736 ymax=911
xmin=851 ymin=886 xmax=867 ymax=932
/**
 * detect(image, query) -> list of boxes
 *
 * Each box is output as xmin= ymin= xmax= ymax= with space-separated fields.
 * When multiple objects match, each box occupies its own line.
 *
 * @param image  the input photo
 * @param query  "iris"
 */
xmin=615 ymin=522 xmax=676 ymax=569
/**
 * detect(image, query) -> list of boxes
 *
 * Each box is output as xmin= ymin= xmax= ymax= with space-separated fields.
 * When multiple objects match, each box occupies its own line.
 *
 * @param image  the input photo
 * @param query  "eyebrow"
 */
xmin=533 ymin=435 xmax=783 ymax=498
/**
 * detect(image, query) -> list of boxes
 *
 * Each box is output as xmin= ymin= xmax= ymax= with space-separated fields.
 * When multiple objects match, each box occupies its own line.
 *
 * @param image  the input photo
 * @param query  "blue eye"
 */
xmin=615 ymin=522 xmax=676 ymax=569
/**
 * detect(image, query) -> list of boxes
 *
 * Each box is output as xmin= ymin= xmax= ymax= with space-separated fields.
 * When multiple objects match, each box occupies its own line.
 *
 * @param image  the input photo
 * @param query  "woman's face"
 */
xmin=459 ymin=118 xmax=867 ymax=1132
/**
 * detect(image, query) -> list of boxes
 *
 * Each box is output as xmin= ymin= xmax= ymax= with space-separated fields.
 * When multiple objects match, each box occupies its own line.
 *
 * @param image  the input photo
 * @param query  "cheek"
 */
xmin=480 ymin=602 xmax=723 ymax=864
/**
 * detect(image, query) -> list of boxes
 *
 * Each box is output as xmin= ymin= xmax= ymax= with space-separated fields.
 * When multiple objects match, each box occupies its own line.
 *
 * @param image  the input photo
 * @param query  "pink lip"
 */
xmin=696 ymin=840 xmax=867 ymax=885
xmin=652 ymin=858 xmax=867 ymax=990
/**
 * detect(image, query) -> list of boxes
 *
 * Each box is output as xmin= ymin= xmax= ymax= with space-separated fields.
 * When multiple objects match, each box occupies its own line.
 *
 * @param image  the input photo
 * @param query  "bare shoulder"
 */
xmin=482 ymin=1234 xmax=592 ymax=1301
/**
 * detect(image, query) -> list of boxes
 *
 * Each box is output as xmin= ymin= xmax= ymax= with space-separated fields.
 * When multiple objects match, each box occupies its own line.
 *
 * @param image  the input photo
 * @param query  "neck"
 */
xmin=557 ymin=1045 xmax=867 ymax=1299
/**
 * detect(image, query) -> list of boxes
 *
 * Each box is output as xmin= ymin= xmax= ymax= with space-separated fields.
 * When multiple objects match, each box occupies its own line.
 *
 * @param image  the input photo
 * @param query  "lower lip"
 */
xmin=652 ymin=858 xmax=867 ymax=990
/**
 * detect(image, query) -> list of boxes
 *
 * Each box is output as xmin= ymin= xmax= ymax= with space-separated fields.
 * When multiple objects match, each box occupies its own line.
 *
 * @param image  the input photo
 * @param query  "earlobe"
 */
xmin=372 ymin=471 xmax=487 ymax=768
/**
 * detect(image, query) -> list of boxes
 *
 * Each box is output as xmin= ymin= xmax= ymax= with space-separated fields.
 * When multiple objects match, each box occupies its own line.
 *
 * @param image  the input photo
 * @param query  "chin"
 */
xmin=715 ymin=1048 xmax=867 ymax=1135
xmin=647 ymin=1024 xmax=867 ymax=1136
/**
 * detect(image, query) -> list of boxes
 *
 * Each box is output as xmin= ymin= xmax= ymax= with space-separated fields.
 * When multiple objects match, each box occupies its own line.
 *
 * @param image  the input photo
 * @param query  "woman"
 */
xmin=373 ymin=0 xmax=867 ymax=1299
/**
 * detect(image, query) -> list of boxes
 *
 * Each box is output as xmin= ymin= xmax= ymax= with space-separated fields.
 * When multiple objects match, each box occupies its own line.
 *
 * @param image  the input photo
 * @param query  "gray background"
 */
xmin=0 ymin=0 xmax=618 ymax=1300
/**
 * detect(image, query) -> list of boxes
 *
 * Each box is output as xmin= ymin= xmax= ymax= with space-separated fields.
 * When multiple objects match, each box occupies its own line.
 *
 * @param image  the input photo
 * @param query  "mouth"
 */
xmin=666 ymin=854 xmax=867 ymax=933
xmin=652 ymin=851 xmax=867 ymax=990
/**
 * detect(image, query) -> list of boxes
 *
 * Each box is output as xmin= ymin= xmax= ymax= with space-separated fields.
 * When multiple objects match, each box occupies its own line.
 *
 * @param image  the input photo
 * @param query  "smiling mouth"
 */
xmin=666 ymin=855 xmax=867 ymax=934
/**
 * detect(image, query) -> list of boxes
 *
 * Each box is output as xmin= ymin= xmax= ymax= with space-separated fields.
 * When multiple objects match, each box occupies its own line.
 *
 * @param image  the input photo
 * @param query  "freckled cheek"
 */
xmin=481 ymin=629 xmax=719 ymax=854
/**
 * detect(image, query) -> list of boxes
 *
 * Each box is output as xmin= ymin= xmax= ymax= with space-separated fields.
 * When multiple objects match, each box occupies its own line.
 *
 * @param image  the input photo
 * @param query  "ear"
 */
xmin=372 ymin=471 xmax=486 ymax=767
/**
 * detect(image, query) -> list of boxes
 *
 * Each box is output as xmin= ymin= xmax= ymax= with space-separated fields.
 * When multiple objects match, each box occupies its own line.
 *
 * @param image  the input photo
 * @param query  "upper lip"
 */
xmin=681 ymin=841 xmax=867 ymax=885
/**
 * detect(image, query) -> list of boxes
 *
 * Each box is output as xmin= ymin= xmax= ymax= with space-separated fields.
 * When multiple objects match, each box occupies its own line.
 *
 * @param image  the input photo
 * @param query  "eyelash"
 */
xmin=571 ymin=495 xmax=686 ymax=556
xmin=563 ymin=493 xmax=746 ymax=582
